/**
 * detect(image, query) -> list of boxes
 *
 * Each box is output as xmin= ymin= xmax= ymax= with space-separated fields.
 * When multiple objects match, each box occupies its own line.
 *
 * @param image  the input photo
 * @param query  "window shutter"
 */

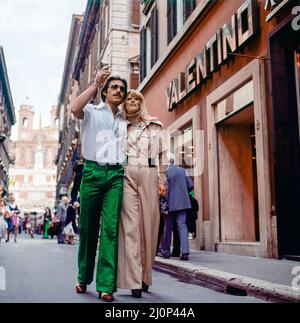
xmin=150 ymin=5 xmax=158 ymax=67
xmin=100 ymin=10 xmax=105 ymax=51
xmin=142 ymin=0 xmax=155 ymax=15
xmin=131 ymin=0 xmax=140 ymax=26
xmin=167 ymin=0 xmax=177 ymax=45
xmin=183 ymin=0 xmax=196 ymax=22
xmin=140 ymin=27 xmax=147 ymax=82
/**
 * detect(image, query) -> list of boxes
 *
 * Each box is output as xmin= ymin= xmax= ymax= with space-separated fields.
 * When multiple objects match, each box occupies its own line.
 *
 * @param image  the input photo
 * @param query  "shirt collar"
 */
xmin=97 ymin=101 xmax=126 ymax=119
xmin=127 ymin=119 xmax=163 ymax=127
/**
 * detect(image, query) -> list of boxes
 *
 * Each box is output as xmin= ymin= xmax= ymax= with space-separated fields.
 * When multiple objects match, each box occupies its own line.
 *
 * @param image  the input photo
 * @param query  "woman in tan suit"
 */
xmin=117 ymin=89 xmax=167 ymax=298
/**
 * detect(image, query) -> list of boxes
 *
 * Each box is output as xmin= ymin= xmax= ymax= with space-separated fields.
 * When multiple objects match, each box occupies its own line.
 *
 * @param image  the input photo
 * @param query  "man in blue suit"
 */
xmin=161 ymin=156 xmax=194 ymax=260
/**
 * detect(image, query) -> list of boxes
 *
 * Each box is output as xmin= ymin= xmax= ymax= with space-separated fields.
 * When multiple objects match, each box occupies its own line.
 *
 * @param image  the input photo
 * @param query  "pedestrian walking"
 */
xmin=170 ymin=192 xmax=199 ymax=256
xmin=71 ymin=159 xmax=84 ymax=203
xmin=36 ymin=214 xmax=44 ymax=235
xmin=11 ymin=210 xmax=20 ymax=243
xmin=56 ymin=196 xmax=69 ymax=244
xmin=186 ymin=192 xmax=199 ymax=239
xmin=0 ymin=202 xmax=7 ymax=244
xmin=0 ymin=186 xmax=8 ymax=244
xmin=161 ymin=156 xmax=194 ymax=261
xmin=156 ymin=195 xmax=169 ymax=255
xmin=64 ymin=201 xmax=79 ymax=245
xmin=43 ymin=207 xmax=52 ymax=239
xmin=117 ymin=89 xmax=168 ymax=298
xmin=6 ymin=195 xmax=20 ymax=242
xmin=48 ymin=211 xmax=59 ymax=239
xmin=29 ymin=213 xmax=35 ymax=238
xmin=71 ymin=65 xmax=127 ymax=302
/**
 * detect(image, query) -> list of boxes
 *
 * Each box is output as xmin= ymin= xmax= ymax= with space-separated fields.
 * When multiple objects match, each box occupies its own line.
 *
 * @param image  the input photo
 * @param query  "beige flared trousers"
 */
xmin=117 ymin=165 xmax=160 ymax=289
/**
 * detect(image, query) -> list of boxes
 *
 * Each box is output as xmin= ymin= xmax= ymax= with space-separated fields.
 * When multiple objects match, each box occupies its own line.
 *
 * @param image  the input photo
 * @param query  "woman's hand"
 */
xmin=158 ymin=183 xmax=167 ymax=197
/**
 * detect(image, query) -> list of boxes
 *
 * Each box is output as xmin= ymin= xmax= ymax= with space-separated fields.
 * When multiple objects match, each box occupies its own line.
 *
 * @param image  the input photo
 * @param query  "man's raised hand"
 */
xmin=94 ymin=65 xmax=111 ymax=87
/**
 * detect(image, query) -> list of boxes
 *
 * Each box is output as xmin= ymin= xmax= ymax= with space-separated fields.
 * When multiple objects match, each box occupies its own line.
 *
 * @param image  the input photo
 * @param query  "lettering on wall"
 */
xmin=264 ymin=0 xmax=292 ymax=22
xmin=166 ymin=0 xmax=259 ymax=111
xmin=264 ymin=0 xmax=282 ymax=11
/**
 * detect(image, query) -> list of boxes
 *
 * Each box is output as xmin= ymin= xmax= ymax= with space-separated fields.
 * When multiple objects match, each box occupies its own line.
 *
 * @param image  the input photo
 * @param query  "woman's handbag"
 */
xmin=63 ymin=222 xmax=75 ymax=236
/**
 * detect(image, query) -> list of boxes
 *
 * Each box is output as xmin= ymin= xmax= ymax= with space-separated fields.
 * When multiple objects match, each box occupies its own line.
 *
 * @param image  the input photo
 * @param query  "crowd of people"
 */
xmin=0 ymin=187 xmax=80 ymax=245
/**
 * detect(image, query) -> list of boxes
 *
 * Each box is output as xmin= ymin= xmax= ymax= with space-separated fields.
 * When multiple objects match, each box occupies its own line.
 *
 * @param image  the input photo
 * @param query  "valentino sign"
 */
xmin=166 ymin=0 xmax=259 ymax=111
xmin=264 ymin=0 xmax=292 ymax=22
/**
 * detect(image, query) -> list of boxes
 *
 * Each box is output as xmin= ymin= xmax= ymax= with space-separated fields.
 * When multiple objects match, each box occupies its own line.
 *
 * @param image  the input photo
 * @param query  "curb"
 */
xmin=154 ymin=258 xmax=300 ymax=303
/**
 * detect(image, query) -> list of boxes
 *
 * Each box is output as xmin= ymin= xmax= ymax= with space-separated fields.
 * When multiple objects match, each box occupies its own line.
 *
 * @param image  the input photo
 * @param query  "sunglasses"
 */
xmin=110 ymin=84 xmax=126 ymax=93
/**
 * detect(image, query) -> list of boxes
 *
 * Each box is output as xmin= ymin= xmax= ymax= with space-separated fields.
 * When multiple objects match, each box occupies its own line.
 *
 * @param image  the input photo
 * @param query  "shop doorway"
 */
xmin=269 ymin=22 xmax=300 ymax=259
xmin=216 ymin=105 xmax=259 ymax=243
xmin=207 ymin=60 xmax=272 ymax=257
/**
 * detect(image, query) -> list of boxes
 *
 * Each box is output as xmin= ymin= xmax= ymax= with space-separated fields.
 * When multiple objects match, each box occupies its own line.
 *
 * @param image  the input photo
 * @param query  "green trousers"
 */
xmin=77 ymin=161 xmax=124 ymax=294
xmin=43 ymin=220 xmax=50 ymax=239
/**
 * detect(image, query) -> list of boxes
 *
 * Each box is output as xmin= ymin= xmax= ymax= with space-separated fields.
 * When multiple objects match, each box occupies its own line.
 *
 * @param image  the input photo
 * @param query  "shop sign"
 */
xmin=264 ymin=0 xmax=293 ymax=22
xmin=166 ymin=0 xmax=259 ymax=111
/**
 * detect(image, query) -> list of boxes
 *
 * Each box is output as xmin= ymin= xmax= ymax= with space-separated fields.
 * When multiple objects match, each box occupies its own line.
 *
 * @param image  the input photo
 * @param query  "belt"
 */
xmin=125 ymin=158 xmax=156 ymax=168
xmin=85 ymin=160 xmax=123 ymax=166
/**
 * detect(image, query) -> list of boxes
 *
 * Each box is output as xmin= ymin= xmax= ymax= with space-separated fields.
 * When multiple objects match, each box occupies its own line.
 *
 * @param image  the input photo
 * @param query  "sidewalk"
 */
xmin=154 ymin=243 xmax=300 ymax=303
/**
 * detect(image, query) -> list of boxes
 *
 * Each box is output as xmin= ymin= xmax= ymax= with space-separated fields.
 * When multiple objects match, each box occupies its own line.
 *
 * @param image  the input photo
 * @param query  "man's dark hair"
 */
xmin=101 ymin=76 xmax=128 ymax=103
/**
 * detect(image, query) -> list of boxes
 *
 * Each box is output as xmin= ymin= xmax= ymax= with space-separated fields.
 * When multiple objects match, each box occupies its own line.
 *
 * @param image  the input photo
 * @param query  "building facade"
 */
xmin=73 ymin=0 xmax=140 ymax=94
xmin=56 ymin=14 xmax=83 ymax=202
xmin=0 ymin=46 xmax=16 ymax=193
xmin=138 ymin=0 xmax=300 ymax=258
xmin=9 ymin=104 xmax=59 ymax=211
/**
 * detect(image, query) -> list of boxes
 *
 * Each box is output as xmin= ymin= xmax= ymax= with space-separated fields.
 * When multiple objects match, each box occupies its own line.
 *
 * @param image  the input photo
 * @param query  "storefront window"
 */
xmin=170 ymin=123 xmax=194 ymax=169
xmin=182 ymin=125 xmax=193 ymax=169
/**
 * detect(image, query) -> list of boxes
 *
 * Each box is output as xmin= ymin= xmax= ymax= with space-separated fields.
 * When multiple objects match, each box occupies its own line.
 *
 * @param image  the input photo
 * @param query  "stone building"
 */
xmin=0 ymin=46 xmax=16 ymax=193
xmin=9 ymin=104 xmax=59 ymax=211
xmin=73 ymin=0 xmax=140 ymax=95
xmin=56 ymin=14 xmax=83 ymax=202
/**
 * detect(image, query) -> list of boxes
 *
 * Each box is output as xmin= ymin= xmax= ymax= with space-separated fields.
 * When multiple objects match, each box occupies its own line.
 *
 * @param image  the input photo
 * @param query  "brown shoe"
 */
xmin=75 ymin=284 xmax=87 ymax=294
xmin=99 ymin=292 xmax=114 ymax=302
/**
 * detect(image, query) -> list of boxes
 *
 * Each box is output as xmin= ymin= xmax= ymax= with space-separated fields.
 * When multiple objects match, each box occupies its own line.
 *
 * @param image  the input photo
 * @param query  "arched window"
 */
xmin=22 ymin=117 xmax=28 ymax=128
xmin=34 ymin=146 xmax=44 ymax=170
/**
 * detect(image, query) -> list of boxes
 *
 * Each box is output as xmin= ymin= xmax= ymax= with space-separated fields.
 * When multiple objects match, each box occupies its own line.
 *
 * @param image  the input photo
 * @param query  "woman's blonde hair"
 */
xmin=123 ymin=89 xmax=157 ymax=122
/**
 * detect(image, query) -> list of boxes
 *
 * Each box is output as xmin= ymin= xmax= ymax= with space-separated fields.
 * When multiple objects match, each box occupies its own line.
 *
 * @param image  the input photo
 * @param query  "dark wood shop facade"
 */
xmin=139 ymin=0 xmax=300 ymax=258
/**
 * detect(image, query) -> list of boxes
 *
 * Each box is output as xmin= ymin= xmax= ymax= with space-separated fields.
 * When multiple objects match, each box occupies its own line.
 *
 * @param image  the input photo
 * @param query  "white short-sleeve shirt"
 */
xmin=80 ymin=101 xmax=127 ymax=165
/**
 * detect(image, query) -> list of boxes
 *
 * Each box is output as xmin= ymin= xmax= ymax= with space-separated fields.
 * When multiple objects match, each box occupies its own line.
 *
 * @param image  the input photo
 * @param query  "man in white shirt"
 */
xmin=71 ymin=66 xmax=127 ymax=302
